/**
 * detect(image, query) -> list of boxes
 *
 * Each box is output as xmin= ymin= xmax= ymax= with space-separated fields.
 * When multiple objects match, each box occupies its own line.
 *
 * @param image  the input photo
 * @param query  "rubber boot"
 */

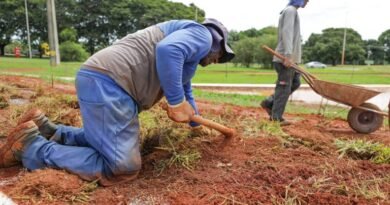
xmin=0 ymin=121 xmax=39 ymax=167
xmin=260 ymin=96 xmax=273 ymax=117
xmin=18 ymin=108 xmax=58 ymax=139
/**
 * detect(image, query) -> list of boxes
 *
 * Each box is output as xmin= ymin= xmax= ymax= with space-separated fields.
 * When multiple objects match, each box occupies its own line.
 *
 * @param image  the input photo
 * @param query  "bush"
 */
xmin=231 ymin=35 xmax=277 ymax=68
xmin=59 ymin=41 xmax=89 ymax=62
xmin=60 ymin=28 xmax=77 ymax=42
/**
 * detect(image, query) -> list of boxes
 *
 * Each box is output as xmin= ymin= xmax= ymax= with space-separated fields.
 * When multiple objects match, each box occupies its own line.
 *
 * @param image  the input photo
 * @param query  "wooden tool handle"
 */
xmin=161 ymin=103 xmax=236 ymax=138
xmin=262 ymin=45 xmax=290 ymax=63
xmin=261 ymin=45 xmax=317 ymax=83
xmin=190 ymin=115 xmax=236 ymax=138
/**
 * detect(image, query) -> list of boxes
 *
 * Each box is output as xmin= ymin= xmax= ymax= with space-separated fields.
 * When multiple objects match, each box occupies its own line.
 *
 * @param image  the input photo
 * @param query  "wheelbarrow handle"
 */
xmin=261 ymin=45 xmax=317 ymax=84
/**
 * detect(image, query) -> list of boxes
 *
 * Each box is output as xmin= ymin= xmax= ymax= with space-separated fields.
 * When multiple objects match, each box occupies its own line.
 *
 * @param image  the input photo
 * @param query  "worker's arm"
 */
xmin=156 ymin=25 xmax=211 ymax=123
xmin=156 ymin=26 xmax=211 ymax=106
xmin=183 ymin=81 xmax=200 ymax=127
xmin=281 ymin=7 xmax=297 ymax=67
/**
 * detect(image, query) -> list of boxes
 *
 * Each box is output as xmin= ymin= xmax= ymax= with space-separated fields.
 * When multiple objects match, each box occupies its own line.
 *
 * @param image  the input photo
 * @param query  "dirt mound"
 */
xmin=7 ymin=169 xmax=91 ymax=203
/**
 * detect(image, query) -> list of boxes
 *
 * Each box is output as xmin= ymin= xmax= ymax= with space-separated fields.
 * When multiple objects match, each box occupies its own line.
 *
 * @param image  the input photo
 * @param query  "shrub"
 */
xmin=59 ymin=41 xmax=89 ymax=62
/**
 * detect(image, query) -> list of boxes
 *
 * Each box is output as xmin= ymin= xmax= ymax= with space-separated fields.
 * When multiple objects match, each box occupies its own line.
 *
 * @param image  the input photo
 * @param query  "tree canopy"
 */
xmin=303 ymin=28 xmax=365 ymax=65
xmin=1 ymin=1 xmax=390 ymax=66
xmin=232 ymin=27 xmax=277 ymax=68
xmin=0 ymin=0 xmax=204 ymax=55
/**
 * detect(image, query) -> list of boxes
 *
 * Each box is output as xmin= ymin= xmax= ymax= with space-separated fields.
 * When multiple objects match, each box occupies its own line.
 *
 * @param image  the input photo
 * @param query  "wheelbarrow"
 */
xmin=262 ymin=45 xmax=389 ymax=134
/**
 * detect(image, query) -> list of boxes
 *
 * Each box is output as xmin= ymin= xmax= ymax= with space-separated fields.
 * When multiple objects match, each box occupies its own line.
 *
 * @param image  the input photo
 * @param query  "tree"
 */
xmin=74 ymin=0 xmax=205 ymax=54
xmin=1 ymin=0 xmax=206 ymax=56
xmin=228 ymin=30 xmax=240 ymax=43
xmin=232 ymin=37 xmax=260 ymax=67
xmin=303 ymin=28 xmax=365 ymax=65
xmin=231 ymin=27 xmax=277 ymax=68
xmin=378 ymin=29 xmax=390 ymax=63
xmin=0 ymin=0 xmax=51 ymax=57
xmin=256 ymin=34 xmax=278 ymax=68
xmin=229 ymin=26 xmax=276 ymax=44
xmin=59 ymin=28 xmax=77 ymax=42
xmin=241 ymin=28 xmax=261 ymax=38
xmin=59 ymin=41 xmax=89 ymax=62
xmin=364 ymin=39 xmax=389 ymax=65
xmin=27 ymin=1 xmax=48 ymax=42
xmin=72 ymin=0 xmax=122 ymax=54
xmin=232 ymin=35 xmax=277 ymax=68
xmin=59 ymin=28 xmax=88 ymax=62
xmin=0 ymin=0 xmax=25 ymax=55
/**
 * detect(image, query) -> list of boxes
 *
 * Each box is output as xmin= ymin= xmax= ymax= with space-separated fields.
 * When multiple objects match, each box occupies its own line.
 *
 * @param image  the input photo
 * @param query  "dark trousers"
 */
xmin=263 ymin=62 xmax=301 ymax=120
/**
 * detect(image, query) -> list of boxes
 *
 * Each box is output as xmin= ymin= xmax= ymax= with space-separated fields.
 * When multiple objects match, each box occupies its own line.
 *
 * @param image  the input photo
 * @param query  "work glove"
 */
xmin=190 ymin=125 xmax=212 ymax=138
xmin=166 ymin=100 xmax=195 ymax=123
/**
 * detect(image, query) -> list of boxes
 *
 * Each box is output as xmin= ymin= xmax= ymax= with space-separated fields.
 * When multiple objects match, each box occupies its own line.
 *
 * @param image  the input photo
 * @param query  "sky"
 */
xmin=171 ymin=0 xmax=390 ymax=42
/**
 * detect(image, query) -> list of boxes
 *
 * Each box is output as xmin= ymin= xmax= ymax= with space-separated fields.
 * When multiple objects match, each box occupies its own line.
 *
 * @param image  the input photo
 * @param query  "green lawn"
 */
xmin=0 ymin=57 xmax=80 ymax=78
xmin=193 ymin=89 xmax=352 ymax=120
xmin=194 ymin=64 xmax=390 ymax=84
xmin=1 ymin=56 xmax=389 ymax=84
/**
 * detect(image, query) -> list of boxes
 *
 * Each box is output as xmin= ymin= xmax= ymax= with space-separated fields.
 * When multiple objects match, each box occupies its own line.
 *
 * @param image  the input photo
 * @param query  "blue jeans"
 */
xmin=22 ymin=69 xmax=141 ymax=185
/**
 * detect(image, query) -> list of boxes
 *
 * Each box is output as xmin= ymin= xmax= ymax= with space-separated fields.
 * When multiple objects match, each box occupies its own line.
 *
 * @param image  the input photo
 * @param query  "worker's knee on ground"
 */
xmin=113 ymin=152 xmax=142 ymax=175
xmin=98 ymin=153 xmax=141 ymax=187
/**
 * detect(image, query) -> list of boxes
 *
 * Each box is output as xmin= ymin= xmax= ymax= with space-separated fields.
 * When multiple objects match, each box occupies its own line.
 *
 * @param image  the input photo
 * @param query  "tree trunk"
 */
xmin=0 ymin=44 xmax=5 ymax=56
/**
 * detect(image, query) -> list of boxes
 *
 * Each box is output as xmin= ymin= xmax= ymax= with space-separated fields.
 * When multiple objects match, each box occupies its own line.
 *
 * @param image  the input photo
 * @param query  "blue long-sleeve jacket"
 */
xmin=156 ymin=20 xmax=212 ymax=115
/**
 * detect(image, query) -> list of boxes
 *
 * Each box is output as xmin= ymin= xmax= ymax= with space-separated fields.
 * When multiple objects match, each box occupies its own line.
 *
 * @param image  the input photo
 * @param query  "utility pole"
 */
xmin=195 ymin=7 xmax=198 ymax=22
xmin=341 ymin=11 xmax=348 ymax=65
xmin=384 ymin=37 xmax=388 ymax=65
xmin=341 ymin=27 xmax=347 ymax=65
xmin=25 ymin=0 xmax=32 ymax=58
xmin=47 ymin=0 xmax=60 ymax=66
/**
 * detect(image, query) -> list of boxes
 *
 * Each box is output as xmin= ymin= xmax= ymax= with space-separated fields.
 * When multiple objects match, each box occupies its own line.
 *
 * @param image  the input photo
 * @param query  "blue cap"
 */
xmin=202 ymin=18 xmax=235 ymax=63
xmin=205 ymin=26 xmax=223 ymax=53
xmin=288 ymin=0 xmax=305 ymax=7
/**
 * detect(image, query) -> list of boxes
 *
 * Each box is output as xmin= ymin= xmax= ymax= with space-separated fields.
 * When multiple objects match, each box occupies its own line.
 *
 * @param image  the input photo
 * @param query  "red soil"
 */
xmin=0 ymin=75 xmax=388 ymax=205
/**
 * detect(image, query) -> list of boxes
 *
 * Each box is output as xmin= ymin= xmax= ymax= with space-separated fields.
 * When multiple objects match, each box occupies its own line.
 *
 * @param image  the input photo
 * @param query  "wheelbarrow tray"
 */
xmin=310 ymin=79 xmax=381 ymax=107
xmin=261 ymin=45 xmax=382 ymax=108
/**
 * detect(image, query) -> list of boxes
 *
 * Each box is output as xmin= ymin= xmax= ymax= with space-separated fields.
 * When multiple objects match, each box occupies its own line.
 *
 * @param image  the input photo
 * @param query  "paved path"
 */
xmin=193 ymin=84 xmax=390 ymax=111
xmin=193 ymin=83 xmax=390 ymax=92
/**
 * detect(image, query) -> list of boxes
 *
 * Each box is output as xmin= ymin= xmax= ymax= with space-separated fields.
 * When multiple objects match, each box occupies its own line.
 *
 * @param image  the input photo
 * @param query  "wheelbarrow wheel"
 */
xmin=347 ymin=103 xmax=383 ymax=134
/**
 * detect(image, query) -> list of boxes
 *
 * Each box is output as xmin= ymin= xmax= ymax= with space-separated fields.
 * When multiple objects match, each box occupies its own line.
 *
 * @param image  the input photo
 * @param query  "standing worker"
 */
xmin=0 ymin=19 xmax=235 ymax=186
xmin=261 ymin=0 xmax=309 ymax=125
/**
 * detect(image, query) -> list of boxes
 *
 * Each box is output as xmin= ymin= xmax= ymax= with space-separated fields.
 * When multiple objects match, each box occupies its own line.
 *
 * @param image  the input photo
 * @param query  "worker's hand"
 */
xmin=166 ymin=101 xmax=195 ymax=123
xmin=282 ymin=58 xmax=294 ymax=68
xmin=190 ymin=125 xmax=211 ymax=138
